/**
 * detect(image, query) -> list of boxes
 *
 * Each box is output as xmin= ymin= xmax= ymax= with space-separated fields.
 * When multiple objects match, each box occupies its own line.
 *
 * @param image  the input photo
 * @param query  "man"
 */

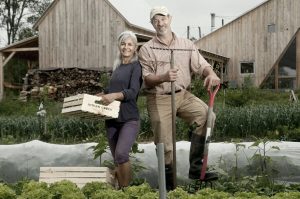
xmin=138 ymin=6 xmax=220 ymax=190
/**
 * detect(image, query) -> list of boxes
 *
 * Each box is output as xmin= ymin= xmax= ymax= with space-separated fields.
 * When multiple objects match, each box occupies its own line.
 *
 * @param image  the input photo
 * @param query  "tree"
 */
xmin=0 ymin=0 xmax=52 ymax=45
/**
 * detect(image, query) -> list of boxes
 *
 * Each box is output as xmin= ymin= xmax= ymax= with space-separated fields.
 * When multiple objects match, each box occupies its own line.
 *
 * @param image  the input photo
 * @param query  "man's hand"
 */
xmin=161 ymin=68 xmax=178 ymax=82
xmin=203 ymin=74 xmax=220 ymax=90
xmin=144 ymin=68 xmax=178 ymax=87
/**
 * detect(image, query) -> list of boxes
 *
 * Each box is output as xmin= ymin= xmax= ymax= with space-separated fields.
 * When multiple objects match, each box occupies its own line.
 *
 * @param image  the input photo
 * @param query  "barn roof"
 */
xmin=33 ymin=0 xmax=154 ymax=33
xmin=0 ymin=36 xmax=38 ymax=60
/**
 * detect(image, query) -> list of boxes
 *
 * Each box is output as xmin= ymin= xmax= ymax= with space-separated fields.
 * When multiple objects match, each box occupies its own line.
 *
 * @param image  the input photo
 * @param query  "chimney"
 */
xmin=211 ymin=13 xmax=215 ymax=32
xmin=198 ymin=27 xmax=201 ymax=39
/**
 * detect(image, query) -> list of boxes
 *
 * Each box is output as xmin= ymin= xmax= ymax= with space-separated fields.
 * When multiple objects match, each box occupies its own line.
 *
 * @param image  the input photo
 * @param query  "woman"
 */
xmin=98 ymin=31 xmax=142 ymax=188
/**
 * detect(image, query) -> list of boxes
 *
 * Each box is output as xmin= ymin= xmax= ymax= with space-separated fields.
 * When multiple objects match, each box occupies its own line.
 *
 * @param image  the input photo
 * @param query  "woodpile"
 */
xmin=19 ymin=68 xmax=111 ymax=102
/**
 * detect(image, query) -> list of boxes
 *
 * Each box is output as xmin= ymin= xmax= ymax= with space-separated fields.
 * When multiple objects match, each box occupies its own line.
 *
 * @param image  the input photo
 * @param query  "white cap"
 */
xmin=150 ymin=6 xmax=170 ymax=20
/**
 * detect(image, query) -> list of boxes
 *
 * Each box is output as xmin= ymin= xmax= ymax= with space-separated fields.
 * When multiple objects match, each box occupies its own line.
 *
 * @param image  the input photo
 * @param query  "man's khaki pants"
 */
xmin=146 ymin=90 xmax=214 ymax=165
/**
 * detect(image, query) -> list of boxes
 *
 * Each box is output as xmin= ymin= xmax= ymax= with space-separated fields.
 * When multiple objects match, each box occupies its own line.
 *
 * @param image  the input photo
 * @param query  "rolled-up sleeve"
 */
xmin=190 ymin=44 xmax=212 ymax=78
xmin=139 ymin=45 xmax=155 ymax=80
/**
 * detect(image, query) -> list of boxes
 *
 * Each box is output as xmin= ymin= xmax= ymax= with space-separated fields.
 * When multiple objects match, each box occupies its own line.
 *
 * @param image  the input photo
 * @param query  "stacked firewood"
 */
xmin=19 ymin=67 xmax=112 ymax=102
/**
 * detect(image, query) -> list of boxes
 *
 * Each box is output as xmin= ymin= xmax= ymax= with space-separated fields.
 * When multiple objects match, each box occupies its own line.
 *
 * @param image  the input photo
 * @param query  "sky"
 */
xmin=0 ymin=0 xmax=267 ymax=47
xmin=144 ymin=0 xmax=267 ymax=38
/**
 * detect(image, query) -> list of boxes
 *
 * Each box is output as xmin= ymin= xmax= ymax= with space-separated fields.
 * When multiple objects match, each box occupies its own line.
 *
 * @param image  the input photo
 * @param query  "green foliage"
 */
xmin=27 ymin=0 xmax=52 ymax=25
xmin=0 ymin=99 xmax=38 ymax=116
xmin=0 ymin=0 xmax=51 ymax=44
xmin=168 ymin=187 xmax=189 ymax=199
xmin=246 ymin=137 xmax=280 ymax=186
xmin=233 ymin=191 xmax=259 ymax=198
xmin=99 ymin=69 xmax=111 ymax=89
xmin=123 ymin=183 xmax=153 ymax=198
xmin=91 ymin=189 xmax=128 ymax=199
xmin=0 ymin=180 xmax=299 ymax=198
xmin=208 ymin=138 xmax=298 ymax=197
xmin=1 ymin=102 xmax=300 ymax=143
xmin=17 ymin=27 xmax=36 ymax=41
xmin=138 ymin=101 xmax=153 ymax=142
xmin=88 ymin=133 xmax=109 ymax=165
xmin=214 ymin=104 xmax=300 ymax=140
xmin=0 ymin=183 xmax=16 ymax=199
xmin=139 ymin=191 xmax=159 ymax=199
xmin=176 ymin=118 xmax=193 ymax=141
xmin=81 ymin=182 xmax=113 ymax=198
xmin=130 ymin=158 xmax=148 ymax=186
xmin=224 ymin=89 xmax=251 ymax=107
xmin=190 ymin=76 xmax=207 ymax=99
xmin=9 ymin=178 xmax=31 ymax=196
xmin=49 ymin=180 xmax=85 ymax=199
xmin=0 ymin=97 xmax=61 ymax=117
xmin=18 ymin=188 xmax=52 ymax=199
xmin=4 ymin=59 xmax=28 ymax=85
xmin=221 ymin=88 xmax=290 ymax=107
xmin=0 ymin=88 xmax=299 ymax=143
xmin=272 ymin=192 xmax=300 ymax=199
xmin=275 ymin=126 xmax=300 ymax=141
xmin=195 ymin=188 xmax=231 ymax=198
xmin=18 ymin=181 xmax=52 ymax=199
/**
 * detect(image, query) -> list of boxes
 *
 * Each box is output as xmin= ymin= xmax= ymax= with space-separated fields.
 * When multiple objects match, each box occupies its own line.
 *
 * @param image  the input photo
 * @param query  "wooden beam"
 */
xmin=0 ymin=53 xmax=3 ymax=101
xmin=3 ymin=51 xmax=16 ymax=67
xmin=275 ymin=63 xmax=278 ymax=90
xmin=297 ymin=31 xmax=300 ymax=89
xmin=220 ymin=62 xmax=224 ymax=83
xmin=3 ymin=47 xmax=39 ymax=52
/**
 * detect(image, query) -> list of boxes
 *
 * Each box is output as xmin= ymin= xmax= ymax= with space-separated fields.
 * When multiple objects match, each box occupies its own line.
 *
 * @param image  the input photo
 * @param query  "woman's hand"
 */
xmin=95 ymin=92 xmax=104 ymax=97
xmin=100 ymin=92 xmax=124 ymax=105
xmin=101 ymin=93 xmax=116 ymax=105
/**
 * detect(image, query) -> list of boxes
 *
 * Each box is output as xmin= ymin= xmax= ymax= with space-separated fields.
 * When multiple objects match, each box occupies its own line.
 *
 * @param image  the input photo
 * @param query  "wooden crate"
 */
xmin=39 ymin=167 xmax=116 ymax=188
xmin=62 ymin=94 xmax=120 ymax=119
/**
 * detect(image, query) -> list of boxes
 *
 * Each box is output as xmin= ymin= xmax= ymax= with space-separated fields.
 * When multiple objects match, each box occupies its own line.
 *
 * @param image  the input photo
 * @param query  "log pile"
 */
xmin=19 ymin=68 xmax=112 ymax=102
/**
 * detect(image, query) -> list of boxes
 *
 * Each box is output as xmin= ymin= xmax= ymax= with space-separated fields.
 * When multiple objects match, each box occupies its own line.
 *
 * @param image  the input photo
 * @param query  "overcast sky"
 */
xmin=0 ymin=0 xmax=267 ymax=47
xmin=145 ymin=0 xmax=267 ymax=38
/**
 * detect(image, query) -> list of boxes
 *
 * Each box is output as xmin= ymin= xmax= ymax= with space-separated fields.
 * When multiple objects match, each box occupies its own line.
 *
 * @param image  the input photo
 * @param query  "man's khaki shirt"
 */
xmin=139 ymin=33 xmax=211 ymax=94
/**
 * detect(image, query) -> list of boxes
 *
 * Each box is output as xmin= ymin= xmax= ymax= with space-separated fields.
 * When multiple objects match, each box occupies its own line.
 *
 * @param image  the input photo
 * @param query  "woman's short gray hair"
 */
xmin=113 ymin=31 xmax=138 ymax=70
xmin=118 ymin=31 xmax=137 ymax=46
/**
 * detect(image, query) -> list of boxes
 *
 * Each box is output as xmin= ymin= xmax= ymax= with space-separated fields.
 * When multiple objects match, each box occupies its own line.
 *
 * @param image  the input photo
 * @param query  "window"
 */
xmin=268 ymin=24 xmax=276 ymax=33
xmin=240 ymin=62 xmax=254 ymax=74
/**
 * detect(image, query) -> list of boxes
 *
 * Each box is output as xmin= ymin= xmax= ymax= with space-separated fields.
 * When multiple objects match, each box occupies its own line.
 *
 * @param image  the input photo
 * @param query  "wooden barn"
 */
xmin=195 ymin=0 xmax=300 ymax=90
xmin=0 ymin=0 xmax=155 ymax=100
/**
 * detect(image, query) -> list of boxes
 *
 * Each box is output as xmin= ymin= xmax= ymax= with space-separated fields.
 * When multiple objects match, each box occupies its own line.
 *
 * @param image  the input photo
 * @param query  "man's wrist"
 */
xmin=158 ymin=74 xmax=164 ymax=83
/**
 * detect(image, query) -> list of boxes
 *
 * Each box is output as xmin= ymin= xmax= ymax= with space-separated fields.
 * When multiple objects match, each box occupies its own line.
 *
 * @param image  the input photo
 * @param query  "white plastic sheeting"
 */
xmin=0 ymin=140 xmax=299 ymax=186
xmin=136 ymin=141 xmax=300 ymax=186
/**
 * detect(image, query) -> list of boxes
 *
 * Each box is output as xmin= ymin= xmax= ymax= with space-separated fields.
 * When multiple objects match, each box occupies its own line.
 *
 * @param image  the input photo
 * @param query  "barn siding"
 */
xmin=195 ymin=0 xmax=300 ymax=87
xmin=38 ymin=0 xmax=152 ymax=69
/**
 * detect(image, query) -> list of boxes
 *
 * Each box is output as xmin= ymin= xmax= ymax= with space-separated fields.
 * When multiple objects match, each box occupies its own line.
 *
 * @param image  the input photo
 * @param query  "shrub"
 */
xmin=196 ymin=188 xmax=231 ymax=198
xmin=18 ymin=181 xmax=51 ymax=199
xmin=49 ymin=180 xmax=85 ymax=199
xmin=168 ymin=187 xmax=189 ymax=199
xmin=0 ymin=184 xmax=16 ymax=199
xmin=91 ymin=189 xmax=128 ymax=199
xmin=81 ymin=181 xmax=113 ymax=198
xmin=123 ymin=183 xmax=153 ymax=198
xmin=272 ymin=192 xmax=300 ymax=199
xmin=18 ymin=188 xmax=52 ymax=199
